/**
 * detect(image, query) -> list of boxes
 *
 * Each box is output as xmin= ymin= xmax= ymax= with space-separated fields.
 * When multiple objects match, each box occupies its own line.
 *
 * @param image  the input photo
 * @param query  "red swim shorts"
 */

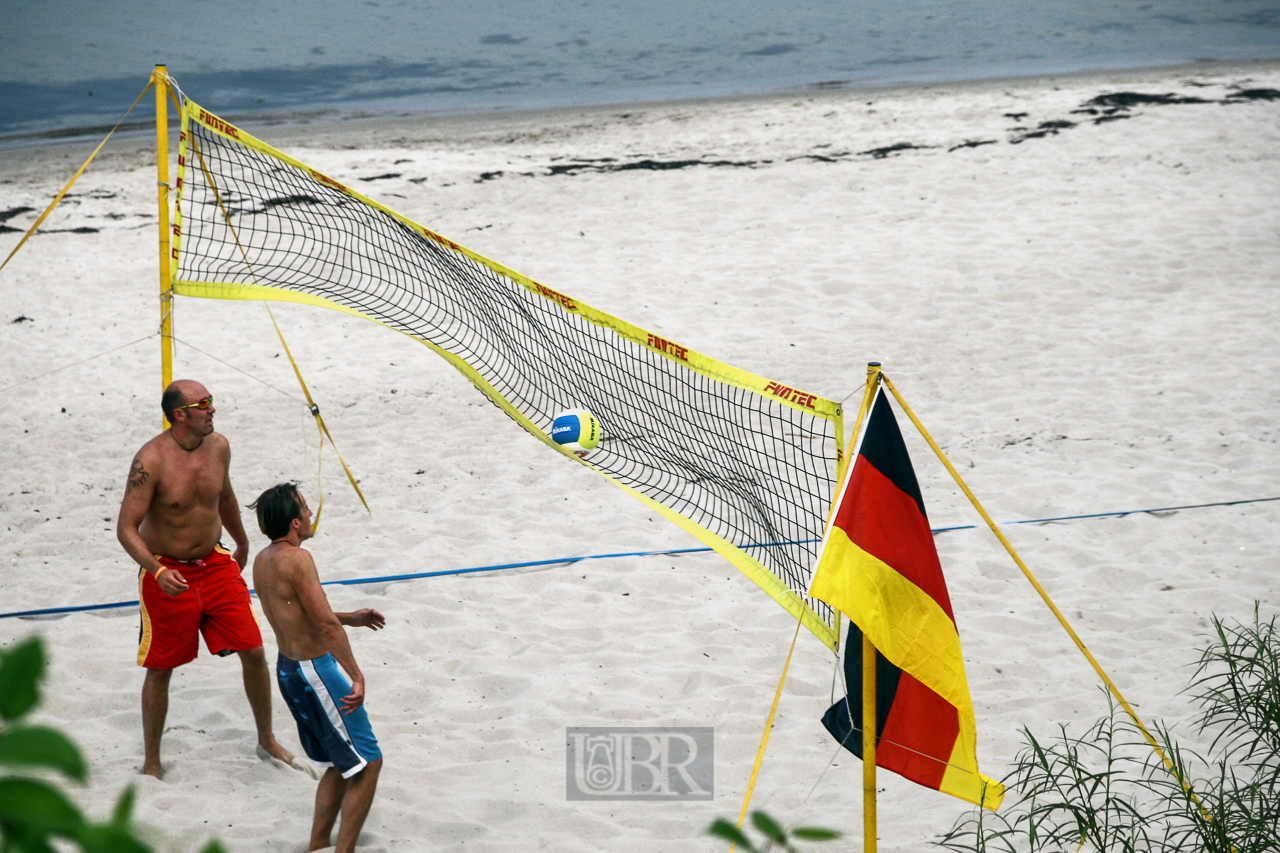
xmin=137 ymin=545 xmax=262 ymax=669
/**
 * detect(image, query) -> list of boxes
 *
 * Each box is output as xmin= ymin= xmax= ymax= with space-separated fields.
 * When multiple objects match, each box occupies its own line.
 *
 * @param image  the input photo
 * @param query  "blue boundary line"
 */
xmin=0 ymin=547 xmax=713 ymax=621
xmin=927 ymin=495 xmax=1280 ymax=533
xmin=3 ymin=496 xmax=1276 ymax=620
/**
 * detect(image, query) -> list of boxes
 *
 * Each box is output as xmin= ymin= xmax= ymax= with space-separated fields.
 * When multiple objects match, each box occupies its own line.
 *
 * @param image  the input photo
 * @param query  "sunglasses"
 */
xmin=175 ymin=395 xmax=213 ymax=411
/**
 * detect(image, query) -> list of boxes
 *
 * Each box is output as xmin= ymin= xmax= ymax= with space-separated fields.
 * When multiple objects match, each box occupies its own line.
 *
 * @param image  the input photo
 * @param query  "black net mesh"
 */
xmin=175 ymin=111 xmax=838 ymax=635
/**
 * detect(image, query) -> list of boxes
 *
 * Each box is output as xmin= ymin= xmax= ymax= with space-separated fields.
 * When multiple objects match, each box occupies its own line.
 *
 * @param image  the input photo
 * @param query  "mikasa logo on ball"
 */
xmin=550 ymin=409 xmax=601 ymax=454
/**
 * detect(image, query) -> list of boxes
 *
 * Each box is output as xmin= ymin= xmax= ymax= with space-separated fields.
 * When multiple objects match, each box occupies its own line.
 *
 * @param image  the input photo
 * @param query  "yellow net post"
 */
xmin=856 ymin=363 xmax=882 ymax=853
xmin=155 ymin=64 xmax=174 ymax=426
xmin=862 ymin=633 xmax=878 ymax=853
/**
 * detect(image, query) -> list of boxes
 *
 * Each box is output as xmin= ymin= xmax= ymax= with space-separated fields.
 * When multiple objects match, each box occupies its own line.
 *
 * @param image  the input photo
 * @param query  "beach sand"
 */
xmin=1 ymin=61 xmax=1278 ymax=851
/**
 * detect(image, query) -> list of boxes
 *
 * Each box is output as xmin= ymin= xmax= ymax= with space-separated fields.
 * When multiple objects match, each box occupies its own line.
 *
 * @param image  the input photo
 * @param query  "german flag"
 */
xmin=809 ymin=386 xmax=1002 ymax=809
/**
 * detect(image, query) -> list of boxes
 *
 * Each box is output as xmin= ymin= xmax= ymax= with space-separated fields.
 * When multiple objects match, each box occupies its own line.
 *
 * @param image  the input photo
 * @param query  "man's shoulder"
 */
xmin=128 ymin=434 xmax=169 ymax=480
xmin=289 ymin=546 xmax=317 ymax=571
xmin=260 ymin=542 xmax=316 ymax=573
xmin=134 ymin=432 xmax=167 ymax=459
xmin=204 ymin=431 xmax=231 ymax=457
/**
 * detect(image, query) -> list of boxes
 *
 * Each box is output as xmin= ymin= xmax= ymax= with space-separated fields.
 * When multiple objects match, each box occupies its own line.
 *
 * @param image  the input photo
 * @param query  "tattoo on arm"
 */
xmin=127 ymin=458 xmax=150 ymax=491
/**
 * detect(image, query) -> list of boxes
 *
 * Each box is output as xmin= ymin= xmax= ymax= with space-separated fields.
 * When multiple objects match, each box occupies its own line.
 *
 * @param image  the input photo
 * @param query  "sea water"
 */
xmin=1 ymin=0 xmax=1279 ymax=138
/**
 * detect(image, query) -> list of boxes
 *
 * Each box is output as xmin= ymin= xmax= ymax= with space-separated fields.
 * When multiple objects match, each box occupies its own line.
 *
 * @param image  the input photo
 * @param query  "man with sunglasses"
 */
xmin=117 ymin=379 xmax=295 ymax=779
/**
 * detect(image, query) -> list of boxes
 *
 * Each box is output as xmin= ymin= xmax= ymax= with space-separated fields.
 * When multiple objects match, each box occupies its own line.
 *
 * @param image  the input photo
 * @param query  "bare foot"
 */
xmin=256 ymin=741 xmax=317 ymax=777
xmin=257 ymin=737 xmax=296 ymax=766
xmin=141 ymin=762 xmax=163 ymax=780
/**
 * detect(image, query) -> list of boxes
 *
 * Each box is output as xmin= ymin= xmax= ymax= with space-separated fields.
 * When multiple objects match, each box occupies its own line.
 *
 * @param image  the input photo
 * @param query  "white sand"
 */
xmin=2 ymin=61 xmax=1278 ymax=852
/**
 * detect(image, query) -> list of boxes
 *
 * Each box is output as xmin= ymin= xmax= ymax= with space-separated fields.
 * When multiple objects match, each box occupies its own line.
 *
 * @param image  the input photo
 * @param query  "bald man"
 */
xmin=117 ymin=379 xmax=294 ymax=778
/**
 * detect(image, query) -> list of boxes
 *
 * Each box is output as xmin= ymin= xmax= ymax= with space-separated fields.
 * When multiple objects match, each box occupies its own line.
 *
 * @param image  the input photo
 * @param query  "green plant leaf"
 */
xmin=111 ymin=785 xmax=136 ymax=827
xmin=0 ymin=828 xmax=59 ymax=853
xmin=0 ymin=637 xmax=45 ymax=721
xmin=791 ymin=826 xmax=842 ymax=840
xmin=708 ymin=818 xmax=756 ymax=850
xmin=0 ymin=725 xmax=87 ymax=781
xmin=78 ymin=823 xmax=153 ymax=853
xmin=199 ymin=841 xmax=229 ymax=853
xmin=751 ymin=811 xmax=787 ymax=844
xmin=0 ymin=777 xmax=85 ymax=837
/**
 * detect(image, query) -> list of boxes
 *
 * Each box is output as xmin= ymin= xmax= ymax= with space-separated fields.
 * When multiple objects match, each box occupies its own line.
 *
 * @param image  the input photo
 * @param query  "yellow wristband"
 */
xmin=153 ymin=567 xmax=170 ymax=582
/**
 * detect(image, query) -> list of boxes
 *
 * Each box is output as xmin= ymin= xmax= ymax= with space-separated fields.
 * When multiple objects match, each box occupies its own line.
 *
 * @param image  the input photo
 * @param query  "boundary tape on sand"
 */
xmin=2 ymin=495 xmax=1276 ymax=620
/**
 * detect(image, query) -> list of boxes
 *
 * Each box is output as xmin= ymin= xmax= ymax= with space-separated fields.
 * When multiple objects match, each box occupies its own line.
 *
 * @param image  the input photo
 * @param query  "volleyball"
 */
xmin=551 ymin=409 xmax=601 ymax=454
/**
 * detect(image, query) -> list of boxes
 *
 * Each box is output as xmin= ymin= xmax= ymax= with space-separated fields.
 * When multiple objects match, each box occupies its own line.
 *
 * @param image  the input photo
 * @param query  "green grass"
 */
xmin=938 ymin=606 xmax=1280 ymax=853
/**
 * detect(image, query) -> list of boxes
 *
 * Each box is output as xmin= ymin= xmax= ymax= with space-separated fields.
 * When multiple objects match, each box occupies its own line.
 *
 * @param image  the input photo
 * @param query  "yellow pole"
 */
xmin=862 ymin=633 xmax=877 ymax=853
xmin=849 ymin=363 xmax=880 ymax=462
xmin=827 ymin=361 xmax=879 ymax=529
xmin=154 ymin=64 xmax=174 ymax=427
xmin=859 ymin=363 xmax=880 ymax=853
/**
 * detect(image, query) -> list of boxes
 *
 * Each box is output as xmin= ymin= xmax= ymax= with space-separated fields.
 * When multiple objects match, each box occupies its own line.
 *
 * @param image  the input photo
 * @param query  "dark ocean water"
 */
xmin=2 ymin=0 xmax=1279 ymax=139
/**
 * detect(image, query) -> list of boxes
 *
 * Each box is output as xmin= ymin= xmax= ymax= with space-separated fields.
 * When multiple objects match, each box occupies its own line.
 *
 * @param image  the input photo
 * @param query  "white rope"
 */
xmin=170 ymin=335 xmax=307 ymax=406
xmin=0 ymin=334 xmax=155 ymax=395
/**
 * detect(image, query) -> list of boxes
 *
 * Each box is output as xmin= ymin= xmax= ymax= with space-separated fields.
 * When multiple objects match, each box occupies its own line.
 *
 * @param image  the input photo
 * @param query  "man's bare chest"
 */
xmin=152 ymin=455 xmax=223 ymax=513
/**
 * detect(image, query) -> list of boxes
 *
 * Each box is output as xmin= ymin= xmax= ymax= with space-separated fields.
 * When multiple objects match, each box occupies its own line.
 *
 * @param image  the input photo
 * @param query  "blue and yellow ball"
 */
xmin=551 ymin=409 xmax=601 ymax=454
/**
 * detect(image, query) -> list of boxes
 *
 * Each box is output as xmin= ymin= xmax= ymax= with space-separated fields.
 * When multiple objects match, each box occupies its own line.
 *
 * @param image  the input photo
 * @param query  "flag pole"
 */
xmin=858 ymin=363 xmax=882 ymax=853
xmin=862 ymin=633 xmax=877 ymax=852
xmin=154 ymin=64 xmax=174 ymax=427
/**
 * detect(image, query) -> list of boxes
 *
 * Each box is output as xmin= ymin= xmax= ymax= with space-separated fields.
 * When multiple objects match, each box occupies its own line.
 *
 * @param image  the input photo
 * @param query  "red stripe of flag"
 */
xmin=836 ymin=455 xmax=956 ymax=623
xmin=878 ymin=673 xmax=961 ymax=789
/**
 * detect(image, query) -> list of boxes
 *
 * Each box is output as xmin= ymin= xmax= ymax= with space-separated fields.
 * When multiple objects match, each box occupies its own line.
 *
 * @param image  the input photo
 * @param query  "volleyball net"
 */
xmin=172 ymin=98 xmax=844 ymax=649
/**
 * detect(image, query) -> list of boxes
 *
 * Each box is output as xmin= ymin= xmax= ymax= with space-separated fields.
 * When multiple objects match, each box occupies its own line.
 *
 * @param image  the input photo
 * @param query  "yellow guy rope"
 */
xmin=730 ymin=618 xmax=803 ymax=850
xmin=879 ymin=374 xmax=1192 ymax=791
xmin=184 ymin=131 xmax=370 ymax=530
xmin=0 ymin=82 xmax=155 ymax=276
xmin=265 ymin=303 xmax=371 ymax=531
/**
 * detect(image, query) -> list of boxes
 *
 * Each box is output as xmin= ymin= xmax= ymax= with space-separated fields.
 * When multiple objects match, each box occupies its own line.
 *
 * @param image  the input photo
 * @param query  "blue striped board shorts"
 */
xmin=276 ymin=652 xmax=382 ymax=778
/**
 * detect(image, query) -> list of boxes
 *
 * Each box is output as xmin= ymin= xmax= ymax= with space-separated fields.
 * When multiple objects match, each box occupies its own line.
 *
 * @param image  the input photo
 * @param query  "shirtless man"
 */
xmin=117 ymin=379 xmax=294 ymax=778
xmin=250 ymin=483 xmax=385 ymax=853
